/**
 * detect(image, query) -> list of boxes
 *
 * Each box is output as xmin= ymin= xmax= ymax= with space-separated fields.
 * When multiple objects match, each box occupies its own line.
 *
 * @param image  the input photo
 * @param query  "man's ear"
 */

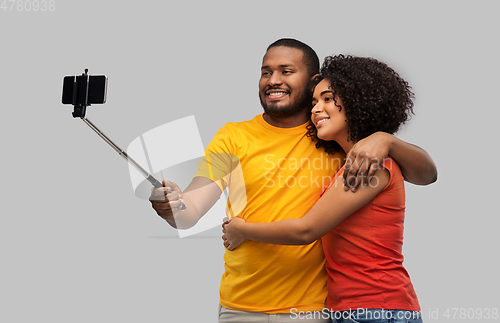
xmin=310 ymin=74 xmax=321 ymax=91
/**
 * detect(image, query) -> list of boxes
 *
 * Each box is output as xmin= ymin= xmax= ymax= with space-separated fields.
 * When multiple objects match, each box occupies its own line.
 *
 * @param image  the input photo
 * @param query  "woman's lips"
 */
xmin=315 ymin=117 xmax=330 ymax=128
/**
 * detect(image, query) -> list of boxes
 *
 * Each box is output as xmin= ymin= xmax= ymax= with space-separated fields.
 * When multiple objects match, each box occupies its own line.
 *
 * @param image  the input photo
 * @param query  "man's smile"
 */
xmin=266 ymin=89 xmax=289 ymax=101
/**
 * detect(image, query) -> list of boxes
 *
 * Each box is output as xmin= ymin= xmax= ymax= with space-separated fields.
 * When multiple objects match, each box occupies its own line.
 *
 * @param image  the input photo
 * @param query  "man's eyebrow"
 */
xmin=261 ymin=64 xmax=296 ymax=70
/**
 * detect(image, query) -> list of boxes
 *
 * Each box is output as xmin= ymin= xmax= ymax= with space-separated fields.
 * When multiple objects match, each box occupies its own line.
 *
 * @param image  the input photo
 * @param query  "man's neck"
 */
xmin=262 ymin=111 xmax=309 ymax=128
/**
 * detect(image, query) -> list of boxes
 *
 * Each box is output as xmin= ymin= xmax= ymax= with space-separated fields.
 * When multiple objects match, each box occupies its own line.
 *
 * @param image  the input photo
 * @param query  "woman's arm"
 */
xmin=222 ymin=167 xmax=390 ymax=249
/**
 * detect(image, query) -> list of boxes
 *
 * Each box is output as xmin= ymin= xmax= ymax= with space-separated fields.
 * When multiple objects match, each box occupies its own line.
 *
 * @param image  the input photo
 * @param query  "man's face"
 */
xmin=259 ymin=46 xmax=312 ymax=118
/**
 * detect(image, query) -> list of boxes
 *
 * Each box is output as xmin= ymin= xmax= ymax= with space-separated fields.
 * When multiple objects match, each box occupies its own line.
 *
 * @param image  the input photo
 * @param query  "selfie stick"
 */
xmin=80 ymin=117 xmax=164 ymax=189
xmin=68 ymin=69 xmax=163 ymax=189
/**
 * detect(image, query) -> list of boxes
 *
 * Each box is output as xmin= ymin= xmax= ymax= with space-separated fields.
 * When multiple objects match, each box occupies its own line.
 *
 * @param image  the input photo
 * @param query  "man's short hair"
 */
xmin=267 ymin=38 xmax=320 ymax=77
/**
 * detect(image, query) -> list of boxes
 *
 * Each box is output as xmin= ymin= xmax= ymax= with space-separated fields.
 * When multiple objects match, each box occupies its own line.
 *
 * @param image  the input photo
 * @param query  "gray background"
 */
xmin=1 ymin=1 xmax=498 ymax=322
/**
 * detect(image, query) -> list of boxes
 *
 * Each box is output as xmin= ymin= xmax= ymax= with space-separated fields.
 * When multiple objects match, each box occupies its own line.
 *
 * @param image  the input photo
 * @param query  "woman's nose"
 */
xmin=312 ymin=102 xmax=323 ymax=113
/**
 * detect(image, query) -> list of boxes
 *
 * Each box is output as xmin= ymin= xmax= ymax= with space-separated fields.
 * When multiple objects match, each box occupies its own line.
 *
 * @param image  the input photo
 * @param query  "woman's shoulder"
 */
xmin=381 ymin=157 xmax=403 ymax=179
xmin=379 ymin=157 xmax=405 ymax=193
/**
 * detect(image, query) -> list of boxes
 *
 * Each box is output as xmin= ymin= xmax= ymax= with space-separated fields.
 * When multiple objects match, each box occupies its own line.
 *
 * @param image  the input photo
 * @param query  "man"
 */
xmin=151 ymin=39 xmax=437 ymax=322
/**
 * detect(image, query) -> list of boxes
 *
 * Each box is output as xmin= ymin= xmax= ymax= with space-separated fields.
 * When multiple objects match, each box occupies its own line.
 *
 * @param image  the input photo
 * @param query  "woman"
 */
xmin=222 ymin=54 xmax=424 ymax=323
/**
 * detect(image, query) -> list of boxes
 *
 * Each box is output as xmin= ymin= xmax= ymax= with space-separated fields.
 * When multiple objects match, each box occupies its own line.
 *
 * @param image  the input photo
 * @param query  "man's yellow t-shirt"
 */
xmin=194 ymin=114 xmax=343 ymax=314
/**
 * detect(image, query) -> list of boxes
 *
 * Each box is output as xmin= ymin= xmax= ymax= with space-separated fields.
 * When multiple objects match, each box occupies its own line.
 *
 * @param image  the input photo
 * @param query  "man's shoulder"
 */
xmin=217 ymin=114 xmax=262 ymax=134
xmin=222 ymin=114 xmax=261 ymax=127
xmin=205 ymin=115 xmax=263 ymax=148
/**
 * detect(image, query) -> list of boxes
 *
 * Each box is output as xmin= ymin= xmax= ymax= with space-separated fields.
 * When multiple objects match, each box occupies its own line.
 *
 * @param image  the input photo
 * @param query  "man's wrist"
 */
xmin=381 ymin=132 xmax=395 ymax=157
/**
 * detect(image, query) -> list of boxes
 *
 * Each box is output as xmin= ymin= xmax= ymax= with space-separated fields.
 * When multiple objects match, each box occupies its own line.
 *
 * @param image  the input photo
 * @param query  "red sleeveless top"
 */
xmin=321 ymin=158 xmax=421 ymax=311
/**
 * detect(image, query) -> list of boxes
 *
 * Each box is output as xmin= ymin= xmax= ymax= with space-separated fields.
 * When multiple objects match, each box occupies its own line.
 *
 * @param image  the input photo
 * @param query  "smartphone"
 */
xmin=62 ymin=74 xmax=108 ymax=105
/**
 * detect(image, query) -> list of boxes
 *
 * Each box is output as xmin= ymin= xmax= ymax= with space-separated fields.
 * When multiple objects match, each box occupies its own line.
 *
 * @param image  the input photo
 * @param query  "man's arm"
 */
xmin=150 ymin=177 xmax=222 ymax=229
xmin=343 ymin=132 xmax=437 ymax=191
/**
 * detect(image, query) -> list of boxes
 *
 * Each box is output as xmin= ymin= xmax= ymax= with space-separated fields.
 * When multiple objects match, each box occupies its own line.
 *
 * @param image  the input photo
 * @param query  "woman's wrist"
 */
xmin=236 ymin=220 xmax=250 ymax=240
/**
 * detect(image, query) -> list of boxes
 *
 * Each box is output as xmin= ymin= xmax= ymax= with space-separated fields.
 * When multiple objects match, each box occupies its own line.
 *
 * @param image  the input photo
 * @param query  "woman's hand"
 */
xmin=222 ymin=217 xmax=247 ymax=251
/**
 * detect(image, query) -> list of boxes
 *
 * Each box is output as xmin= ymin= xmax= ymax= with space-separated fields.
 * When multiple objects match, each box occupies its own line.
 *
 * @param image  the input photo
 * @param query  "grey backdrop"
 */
xmin=1 ymin=1 xmax=498 ymax=322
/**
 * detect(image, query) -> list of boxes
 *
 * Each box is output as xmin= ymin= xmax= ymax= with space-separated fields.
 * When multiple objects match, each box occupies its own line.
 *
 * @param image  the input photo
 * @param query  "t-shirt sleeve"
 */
xmin=194 ymin=126 xmax=237 ymax=192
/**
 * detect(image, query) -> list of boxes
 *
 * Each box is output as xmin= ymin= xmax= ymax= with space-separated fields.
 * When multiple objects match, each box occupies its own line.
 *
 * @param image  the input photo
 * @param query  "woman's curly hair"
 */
xmin=306 ymin=54 xmax=415 ymax=154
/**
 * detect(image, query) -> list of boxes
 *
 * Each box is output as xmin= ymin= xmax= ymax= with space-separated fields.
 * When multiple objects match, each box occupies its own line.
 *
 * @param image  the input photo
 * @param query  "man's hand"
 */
xmin=222 ymin=217 xmax=246 ymax=251
xmin=343 ymin=132 xmax=392 ymax=192
xmin=149 ymin=180 xmax=184 ymax=227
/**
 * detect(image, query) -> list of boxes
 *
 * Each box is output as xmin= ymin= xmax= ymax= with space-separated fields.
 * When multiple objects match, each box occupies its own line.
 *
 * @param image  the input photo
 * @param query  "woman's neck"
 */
xmin=334 ymin=133 xmax=355 ymax=155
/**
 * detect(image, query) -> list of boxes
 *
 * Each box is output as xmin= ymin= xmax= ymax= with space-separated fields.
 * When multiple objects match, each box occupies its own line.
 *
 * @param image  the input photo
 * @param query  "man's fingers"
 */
xmin=150 ymin=197 xmax=183 ymax=211
xmin=344 ymin=158 xmax=382 ymax=191
xmin=150 ymin=200 xmax=173 ymax=211
xmin=150 ymin=186 xmax=173 ymax=200
xmin=357 ymin=159 xmax=371 ymax=187
xmin=150 ymin=200 xmax=176 ymax=222
xmin=165 ymin=192 xmax=182 ymax=201
xmin=151 ymin=187 xmax=166 ymax=197
xmin=344 ymin=158 xmax=363 ymax=191
xmin=345 ymin=175 xmax=361 ymax=192
xmin=163 ymin=180 xmax=181 ymax=193
xmin=150 ymin=189 xmax=181 ymax=201
xmin=167 ymin=199 xmax=184 ymax=210
xmin=342 ymin=154 xmax=354 ymax=185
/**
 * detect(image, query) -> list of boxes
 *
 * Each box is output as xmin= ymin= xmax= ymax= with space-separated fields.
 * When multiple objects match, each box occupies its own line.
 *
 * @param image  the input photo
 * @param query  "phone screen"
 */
xmin=62 ymin=75 xmax=107 ymax=105
xmin=88 ymin=75 xmax=107 ymax=104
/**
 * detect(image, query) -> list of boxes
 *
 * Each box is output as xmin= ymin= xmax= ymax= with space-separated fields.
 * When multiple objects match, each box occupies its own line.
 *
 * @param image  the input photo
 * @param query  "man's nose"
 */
xmin=268 ymin=73 xmax=283 ymax=86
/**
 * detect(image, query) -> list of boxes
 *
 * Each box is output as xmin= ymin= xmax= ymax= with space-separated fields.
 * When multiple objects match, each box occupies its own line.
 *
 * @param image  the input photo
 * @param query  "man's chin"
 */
xmin=262 ymin=106 xmax=304 ymax=118
xmin=260 ymin=91 xmax=311 ymax=118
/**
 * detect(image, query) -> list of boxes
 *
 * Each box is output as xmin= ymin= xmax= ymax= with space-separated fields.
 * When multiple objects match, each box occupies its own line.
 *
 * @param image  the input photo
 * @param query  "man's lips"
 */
xmin=266 ymin=89 xmax=289 ymax=100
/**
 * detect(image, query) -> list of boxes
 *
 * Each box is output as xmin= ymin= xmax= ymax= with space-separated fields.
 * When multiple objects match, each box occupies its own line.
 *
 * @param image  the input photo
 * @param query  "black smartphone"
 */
xmin=62 ymin=74 xmax=107 ymax=105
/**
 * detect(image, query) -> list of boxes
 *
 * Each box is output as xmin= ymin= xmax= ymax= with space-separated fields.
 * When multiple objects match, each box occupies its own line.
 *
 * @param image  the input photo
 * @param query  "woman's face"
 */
xmin=311 ymin=79 xmax=348 ymax=142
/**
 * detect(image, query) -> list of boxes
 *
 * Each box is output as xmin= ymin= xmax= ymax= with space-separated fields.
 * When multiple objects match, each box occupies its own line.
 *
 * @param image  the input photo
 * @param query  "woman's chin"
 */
xmin=317 ymin=133 xmax=332 ymax=141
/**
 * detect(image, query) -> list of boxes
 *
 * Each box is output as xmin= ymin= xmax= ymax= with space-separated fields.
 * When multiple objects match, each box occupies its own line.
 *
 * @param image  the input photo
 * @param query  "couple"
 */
xmin=150 ymin=39 xmax=436 ymax=323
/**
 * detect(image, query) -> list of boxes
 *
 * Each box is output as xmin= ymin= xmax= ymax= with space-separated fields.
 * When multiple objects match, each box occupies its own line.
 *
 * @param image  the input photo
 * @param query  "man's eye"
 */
xmin=283 ymin=70 xmax=293 ymax=74
xmin=262 ymin=71 xmax=271 ymax=76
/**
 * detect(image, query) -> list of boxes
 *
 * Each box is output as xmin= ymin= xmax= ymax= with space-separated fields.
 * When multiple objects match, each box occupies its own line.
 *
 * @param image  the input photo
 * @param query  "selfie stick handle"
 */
xmin=81 ymin=117 xmax=163 ymax=188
